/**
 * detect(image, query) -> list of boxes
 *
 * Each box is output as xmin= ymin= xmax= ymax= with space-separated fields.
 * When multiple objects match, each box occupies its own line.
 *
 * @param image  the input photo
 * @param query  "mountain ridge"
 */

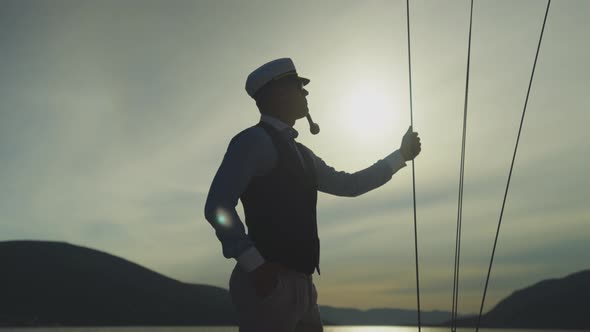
xmin=452 ymin=269 xmax=590 ymax=329
xmin=0 ymin=240 xmax=236 ymax=326
xmin=1 ymin=240 xmax=587 ymax=329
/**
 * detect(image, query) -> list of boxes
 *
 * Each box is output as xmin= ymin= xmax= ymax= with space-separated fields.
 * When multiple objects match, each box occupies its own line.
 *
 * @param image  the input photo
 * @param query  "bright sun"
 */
xmin=337 ymin=79 xmax=403 ymax=146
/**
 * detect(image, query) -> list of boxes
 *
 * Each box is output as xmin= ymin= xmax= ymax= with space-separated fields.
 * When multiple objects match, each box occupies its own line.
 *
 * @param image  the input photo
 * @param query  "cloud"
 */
xmin=1 ymin=0 xmax=589 ymax=312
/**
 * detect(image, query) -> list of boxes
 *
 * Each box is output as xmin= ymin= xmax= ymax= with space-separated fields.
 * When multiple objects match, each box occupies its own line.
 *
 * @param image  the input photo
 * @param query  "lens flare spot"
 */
xmin=215 ymin=208 xmax=231 ymax=227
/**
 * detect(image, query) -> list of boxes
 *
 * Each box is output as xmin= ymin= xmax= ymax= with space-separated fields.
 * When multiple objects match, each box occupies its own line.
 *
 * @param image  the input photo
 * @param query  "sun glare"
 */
xmin=337 ymin=79 xmax=402 ymax=147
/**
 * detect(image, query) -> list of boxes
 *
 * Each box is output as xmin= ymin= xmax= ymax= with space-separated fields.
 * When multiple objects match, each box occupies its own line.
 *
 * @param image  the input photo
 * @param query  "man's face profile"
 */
xmin=274 ymin=76 xmax=309 ymax=120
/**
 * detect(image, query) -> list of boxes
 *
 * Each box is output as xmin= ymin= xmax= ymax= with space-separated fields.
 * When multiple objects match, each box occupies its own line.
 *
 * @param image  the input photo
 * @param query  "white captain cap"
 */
xmin=245 ymin=58 xmax=310 ymax=99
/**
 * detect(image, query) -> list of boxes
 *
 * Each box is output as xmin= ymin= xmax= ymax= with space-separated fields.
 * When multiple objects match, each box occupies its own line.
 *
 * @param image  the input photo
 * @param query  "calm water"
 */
xmin=0 ymin=327 xmax=584 ymax=332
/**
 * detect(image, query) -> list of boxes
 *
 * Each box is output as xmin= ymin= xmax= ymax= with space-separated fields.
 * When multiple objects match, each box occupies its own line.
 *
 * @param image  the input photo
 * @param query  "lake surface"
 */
xmin=0 ymin=327 xmax=585 ymax=332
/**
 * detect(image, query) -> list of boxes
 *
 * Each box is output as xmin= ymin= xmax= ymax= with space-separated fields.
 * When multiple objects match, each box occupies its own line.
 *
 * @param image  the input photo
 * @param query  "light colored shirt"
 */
xmin=204 ymin=114 xmax=407 ymax=272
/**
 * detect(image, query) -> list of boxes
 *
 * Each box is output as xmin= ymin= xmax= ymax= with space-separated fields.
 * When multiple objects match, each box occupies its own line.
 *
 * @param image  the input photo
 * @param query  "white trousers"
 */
xmin=229 ymin=263 xmax=324 ymax=332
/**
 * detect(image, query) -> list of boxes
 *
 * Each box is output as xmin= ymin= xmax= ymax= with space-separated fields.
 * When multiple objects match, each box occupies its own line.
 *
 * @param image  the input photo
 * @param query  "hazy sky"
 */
xmin=1 ymin=0 xmax=589 ymax=314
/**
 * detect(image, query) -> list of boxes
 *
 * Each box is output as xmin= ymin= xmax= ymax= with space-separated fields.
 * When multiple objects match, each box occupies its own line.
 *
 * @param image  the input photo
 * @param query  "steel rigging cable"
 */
xmin=405 ymin=0 xmax=421 ymax=330
xmin=475 ymin=1 xmax=552 ymax=330
xmin=451 ymin=0 xmax=474 ymax=331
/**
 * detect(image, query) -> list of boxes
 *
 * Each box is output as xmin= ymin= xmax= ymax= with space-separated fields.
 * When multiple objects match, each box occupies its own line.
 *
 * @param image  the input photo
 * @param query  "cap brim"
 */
xmin=299 ymin=77 xmax=310 ymax=86
xmin=274 ymin=71 xmax=310 ymax=85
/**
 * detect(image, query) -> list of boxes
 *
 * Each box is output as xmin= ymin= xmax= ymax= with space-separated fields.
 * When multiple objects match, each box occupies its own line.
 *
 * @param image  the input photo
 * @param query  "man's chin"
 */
xmin=290 ymin=105 xmax=309 ymax=120
xmin=300 ymin=106 xmax=309 ymax=118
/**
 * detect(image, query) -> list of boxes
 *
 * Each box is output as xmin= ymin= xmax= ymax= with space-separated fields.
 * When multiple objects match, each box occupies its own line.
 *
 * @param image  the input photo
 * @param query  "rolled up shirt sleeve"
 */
xmin=204 ymin=128 xmax=275 ymax=272
xmin=303 ymin=147 xmax=407 ymax=197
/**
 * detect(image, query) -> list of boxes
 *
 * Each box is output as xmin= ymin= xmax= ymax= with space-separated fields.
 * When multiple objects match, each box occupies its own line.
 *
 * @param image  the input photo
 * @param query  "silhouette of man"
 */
xmin=204 ymin=58 xmax=421 ymax=332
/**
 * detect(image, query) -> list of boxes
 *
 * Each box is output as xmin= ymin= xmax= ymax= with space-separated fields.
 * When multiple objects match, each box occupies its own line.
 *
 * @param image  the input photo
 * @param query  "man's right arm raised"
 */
xmin=204 ymin=128 xmax=275 ymax=272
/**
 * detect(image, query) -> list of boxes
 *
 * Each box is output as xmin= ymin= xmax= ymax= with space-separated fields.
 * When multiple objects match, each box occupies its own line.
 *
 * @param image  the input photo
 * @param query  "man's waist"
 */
xmin=271 ymin=261 xmax=314 ymax=279
xmin=259 ymin=252 xmax=318 ymax=276
xmin=236 ymin=261 xmax=314 ymax=279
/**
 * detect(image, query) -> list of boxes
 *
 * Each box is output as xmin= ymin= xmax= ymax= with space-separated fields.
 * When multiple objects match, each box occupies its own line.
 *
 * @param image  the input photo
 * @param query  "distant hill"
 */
xmin=318 ymin=306 xmax=452 ymax=326
xmin=453 ymin=269 xmax=590 ymax=330
xmin=1 ymin=240 xmax=588 ymax=329
xmin=0 ymin=240 xmax=236 ymax=326
xmin=0 ymin=240 xmax=455 ymax=327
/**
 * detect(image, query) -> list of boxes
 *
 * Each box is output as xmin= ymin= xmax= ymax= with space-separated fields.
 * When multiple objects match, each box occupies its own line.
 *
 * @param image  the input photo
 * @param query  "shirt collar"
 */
xmin=260 ymin=114 xmax=299 ymax=139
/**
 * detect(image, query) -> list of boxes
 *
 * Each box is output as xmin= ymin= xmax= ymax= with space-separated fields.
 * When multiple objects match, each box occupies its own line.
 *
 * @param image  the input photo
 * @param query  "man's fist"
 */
xmin=400 ymin=126 xmax=422 ymax=161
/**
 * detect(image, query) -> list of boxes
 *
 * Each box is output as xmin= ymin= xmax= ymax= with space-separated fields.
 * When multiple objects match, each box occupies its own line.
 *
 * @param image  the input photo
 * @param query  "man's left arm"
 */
xmin=303 ymin=147 xmax=407 ymax=197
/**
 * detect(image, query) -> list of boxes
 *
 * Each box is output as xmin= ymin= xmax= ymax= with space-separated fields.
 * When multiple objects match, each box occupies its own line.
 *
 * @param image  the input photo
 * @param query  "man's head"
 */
xmin=245 ymin=58 xmax=310 ymax=125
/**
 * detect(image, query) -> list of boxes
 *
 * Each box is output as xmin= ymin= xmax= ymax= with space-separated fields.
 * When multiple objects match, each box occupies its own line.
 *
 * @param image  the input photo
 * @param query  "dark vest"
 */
xmin=238 ymin=121 xmax=320 ymax=275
